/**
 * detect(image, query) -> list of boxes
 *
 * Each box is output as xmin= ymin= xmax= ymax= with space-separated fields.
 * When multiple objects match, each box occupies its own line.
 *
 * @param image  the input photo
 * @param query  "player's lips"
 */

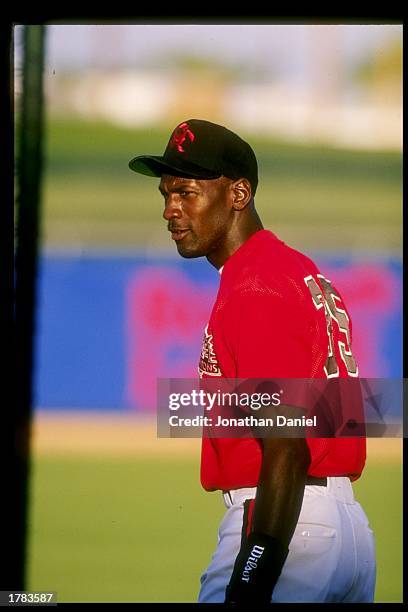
xmin=169 ymin=228 xmax=191 ymax=241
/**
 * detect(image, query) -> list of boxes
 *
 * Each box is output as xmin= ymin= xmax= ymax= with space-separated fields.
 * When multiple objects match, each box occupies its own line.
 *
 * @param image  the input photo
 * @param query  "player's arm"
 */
xmin=253 ymin=432 xmax=311 ymax=546
xmin=223 ymin=290 xmax=312 ymax=604
xmin=225 ymin=427 xmax=311 ymax=604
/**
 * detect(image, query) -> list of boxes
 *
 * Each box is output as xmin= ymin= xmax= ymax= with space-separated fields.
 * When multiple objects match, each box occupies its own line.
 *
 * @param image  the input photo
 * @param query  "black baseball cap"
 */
xmin=128 ymin=119 xmax=258 ymax=196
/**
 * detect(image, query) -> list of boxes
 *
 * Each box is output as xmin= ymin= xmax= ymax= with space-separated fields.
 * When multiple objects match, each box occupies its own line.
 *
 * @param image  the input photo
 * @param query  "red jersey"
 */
xmin=199 ymin=229 xmax=366 ymax=491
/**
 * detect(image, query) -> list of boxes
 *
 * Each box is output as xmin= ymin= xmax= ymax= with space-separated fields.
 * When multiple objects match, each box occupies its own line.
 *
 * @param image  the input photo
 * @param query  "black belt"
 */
xmin=223 ymin=477 xmax=328 ymax=499
xmin=306 ymin=476 xmax=327 ymax=486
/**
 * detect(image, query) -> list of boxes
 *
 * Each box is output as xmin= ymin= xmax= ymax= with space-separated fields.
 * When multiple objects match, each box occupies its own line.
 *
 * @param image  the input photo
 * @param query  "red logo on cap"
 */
xmin=170 ymin=122 xmax=195 ymax=153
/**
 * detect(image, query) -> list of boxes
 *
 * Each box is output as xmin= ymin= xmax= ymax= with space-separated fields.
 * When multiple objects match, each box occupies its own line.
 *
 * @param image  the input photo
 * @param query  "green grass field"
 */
xmin=34 ymin=118 xmax=402 ymax=251
xmin=27 ymin=452 xmax=402 ymax=603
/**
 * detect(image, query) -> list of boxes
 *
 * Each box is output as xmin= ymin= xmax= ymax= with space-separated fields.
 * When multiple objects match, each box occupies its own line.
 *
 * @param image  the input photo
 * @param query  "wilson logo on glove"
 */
xmin=241 ymin=545 xmax=265 ymax=582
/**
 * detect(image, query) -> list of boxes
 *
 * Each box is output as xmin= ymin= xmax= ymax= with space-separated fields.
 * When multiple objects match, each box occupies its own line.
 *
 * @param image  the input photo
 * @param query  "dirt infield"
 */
xmin=32 ymin=412 xmax=201 ymax=457
xmin=31 ymin=411 xmax=402 ymax=462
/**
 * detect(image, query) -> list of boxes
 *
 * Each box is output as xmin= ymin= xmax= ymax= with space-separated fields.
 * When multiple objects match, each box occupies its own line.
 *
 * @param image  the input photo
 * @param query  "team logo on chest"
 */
xmin=198 ymin=324 xmax=222 ymax=378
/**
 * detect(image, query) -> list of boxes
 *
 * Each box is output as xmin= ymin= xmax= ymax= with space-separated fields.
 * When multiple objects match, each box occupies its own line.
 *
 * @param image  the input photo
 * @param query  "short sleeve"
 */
xmin=220 ymin=289 xmax=313 ymax=378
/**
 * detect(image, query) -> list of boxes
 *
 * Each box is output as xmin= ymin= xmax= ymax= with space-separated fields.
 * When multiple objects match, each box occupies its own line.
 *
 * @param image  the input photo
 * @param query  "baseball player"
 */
xmin=128 ymin=119 xmax=376 ymax=603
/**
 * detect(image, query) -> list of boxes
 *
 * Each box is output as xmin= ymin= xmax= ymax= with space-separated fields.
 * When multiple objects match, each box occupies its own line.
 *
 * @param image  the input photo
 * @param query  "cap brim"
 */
xmin=128 ymin=155 xmax=221 ymax=180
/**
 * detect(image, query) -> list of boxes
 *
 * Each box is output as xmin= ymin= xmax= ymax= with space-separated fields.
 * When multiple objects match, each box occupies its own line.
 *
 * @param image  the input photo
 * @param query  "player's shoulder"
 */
xmin=222 ymin=229 xmax=321 ymax=297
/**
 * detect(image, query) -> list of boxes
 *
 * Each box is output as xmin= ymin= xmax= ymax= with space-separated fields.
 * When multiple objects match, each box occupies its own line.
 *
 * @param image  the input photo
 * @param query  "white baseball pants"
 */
xmin=198 ymin=477 xmax=376 ymax=603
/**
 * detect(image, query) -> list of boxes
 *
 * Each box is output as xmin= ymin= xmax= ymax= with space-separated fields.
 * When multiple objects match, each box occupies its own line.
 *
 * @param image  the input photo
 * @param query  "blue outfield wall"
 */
xmin=33 ymin=251 xmax=402 ymax=412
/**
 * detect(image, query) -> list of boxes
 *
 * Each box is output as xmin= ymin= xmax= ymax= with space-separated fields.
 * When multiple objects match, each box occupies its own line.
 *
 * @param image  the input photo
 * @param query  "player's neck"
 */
xmin=206 ymin=211 xmax=264 ymax=271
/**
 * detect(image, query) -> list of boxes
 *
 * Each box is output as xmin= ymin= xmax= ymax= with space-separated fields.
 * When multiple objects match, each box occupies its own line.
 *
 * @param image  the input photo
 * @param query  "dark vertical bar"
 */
xmin=2 ymin=20 xmax=16 ymax=590
xmin=13 ymin=24 xmax=46 ymax=590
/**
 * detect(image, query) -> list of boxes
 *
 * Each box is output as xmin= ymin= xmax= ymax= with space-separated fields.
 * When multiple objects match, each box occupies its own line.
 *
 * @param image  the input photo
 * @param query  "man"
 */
xmin=128 ymin=119 xmax=376 ymax=603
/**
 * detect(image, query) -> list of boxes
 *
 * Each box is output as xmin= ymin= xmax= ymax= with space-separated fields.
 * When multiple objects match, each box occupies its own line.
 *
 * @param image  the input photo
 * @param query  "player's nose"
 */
xmin=162 ymin=194 xmax=182 ymax=221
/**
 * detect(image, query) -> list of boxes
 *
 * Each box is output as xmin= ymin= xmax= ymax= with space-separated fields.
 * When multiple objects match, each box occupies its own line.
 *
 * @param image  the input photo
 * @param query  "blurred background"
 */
xmin=14 ymin=23 xmax=402 ymax=602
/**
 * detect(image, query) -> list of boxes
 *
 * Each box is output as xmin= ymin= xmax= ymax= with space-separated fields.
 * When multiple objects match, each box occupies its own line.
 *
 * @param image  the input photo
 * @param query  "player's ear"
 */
xmin=231 ymin=178 xmax=252 ymax=211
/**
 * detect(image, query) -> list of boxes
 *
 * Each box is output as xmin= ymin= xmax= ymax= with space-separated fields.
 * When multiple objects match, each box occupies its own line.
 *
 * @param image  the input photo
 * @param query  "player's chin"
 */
xmin=175 ymin=238 xmax=206 ymax=259
xmin=176 ymin=246 xmax=202 ymax=259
